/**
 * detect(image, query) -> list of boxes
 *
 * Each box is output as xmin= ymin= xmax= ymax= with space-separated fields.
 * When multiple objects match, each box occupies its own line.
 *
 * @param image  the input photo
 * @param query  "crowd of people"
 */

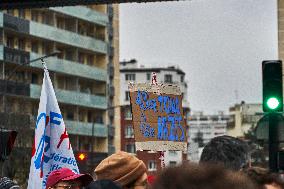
xmin=1 ymin=135 xmax=284 ymax=189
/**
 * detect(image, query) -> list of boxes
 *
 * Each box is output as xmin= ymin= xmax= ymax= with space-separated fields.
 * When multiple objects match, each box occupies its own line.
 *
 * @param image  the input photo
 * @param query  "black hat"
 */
xmin=86 ymin=180 xmax=122 ymax=189
xmin=0 ymin=177 xmax=20 ymax=189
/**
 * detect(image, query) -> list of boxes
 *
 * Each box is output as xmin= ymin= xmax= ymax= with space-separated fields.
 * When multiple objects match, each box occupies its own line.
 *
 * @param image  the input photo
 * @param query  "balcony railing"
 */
xmin=30 ymin=52 xmax=107 ymax=82
xmin=50 ymin=6 xmax=109 ymax=27
xmin=65 ymin=120 xmax=107 ymax=137
xmin=30 ymin=84 xmax=107 ymax=109
xmin=0 ymin=46 xmax=107 ymax=82
xmin=30 ymin=21 xmax=107 ymax=54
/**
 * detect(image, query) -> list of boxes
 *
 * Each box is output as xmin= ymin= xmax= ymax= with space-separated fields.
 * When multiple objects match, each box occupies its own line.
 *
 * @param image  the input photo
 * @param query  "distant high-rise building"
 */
xmin=188 ymin=111 xmax=228 ymax=162
xmin=119 ymin=59 xmax=190 ymax=174
xmin=0 ymin=5 xmax=120 ymax=182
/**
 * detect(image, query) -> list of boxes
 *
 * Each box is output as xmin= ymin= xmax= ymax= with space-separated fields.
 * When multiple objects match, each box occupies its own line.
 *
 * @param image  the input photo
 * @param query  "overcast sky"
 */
xmin=119 ymin=0 xmax=278 ymax=114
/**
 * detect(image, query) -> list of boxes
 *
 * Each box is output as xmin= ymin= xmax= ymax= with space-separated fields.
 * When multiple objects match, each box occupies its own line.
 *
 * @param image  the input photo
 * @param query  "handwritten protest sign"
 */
xmin=129 ymin=83 xmax=187 ymax=152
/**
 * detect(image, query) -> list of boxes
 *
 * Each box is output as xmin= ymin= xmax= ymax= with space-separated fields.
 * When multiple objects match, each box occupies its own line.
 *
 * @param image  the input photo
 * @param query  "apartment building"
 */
xmin=120 ymin=59 xmax=190 ymax=174
xmin=227 ymin=102 xmax=263 ymax=138
xmin=188 ymin=111 xmax=228 ymax=162
xmin=0 ymin=5 xmax=120 ymax=182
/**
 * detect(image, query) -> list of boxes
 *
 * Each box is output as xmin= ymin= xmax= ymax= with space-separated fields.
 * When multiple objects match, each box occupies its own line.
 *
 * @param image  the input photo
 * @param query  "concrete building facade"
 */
xmin=227 ymin=102 xmax=263 ymax=138
xmin=188 ymin=111 xmax=228 ymax=162
xmin=0 ymin=5 xmax=120 ymax=182
xmin=119 ymin=59 xmax=189 ymax=175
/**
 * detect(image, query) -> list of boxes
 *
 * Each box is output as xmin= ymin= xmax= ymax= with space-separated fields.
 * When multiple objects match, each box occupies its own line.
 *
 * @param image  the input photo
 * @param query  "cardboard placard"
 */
xmin=129 ymin=83 xmax=187 ymax=152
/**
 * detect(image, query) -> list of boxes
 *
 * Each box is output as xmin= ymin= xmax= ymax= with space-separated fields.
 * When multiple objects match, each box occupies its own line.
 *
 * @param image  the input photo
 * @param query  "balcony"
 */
xmin=50 ymin=6 xmax=108 ymax=27
xmin=2 ymin=13 xmax=29 ymax=33
xmin=30 ymin=84 xmax=107 ymax=109
xmin=0 ymin=79 xmax=30 ymax=97
xmin=65 ymin=120 xmax=107 ymax=137
xmin=0 ymin=46 xmax=107 ymax=82
xmin=30 ymin=52 xmax=107 ymax=82
xmin=30 ymin=21 xmax=107 ymax=54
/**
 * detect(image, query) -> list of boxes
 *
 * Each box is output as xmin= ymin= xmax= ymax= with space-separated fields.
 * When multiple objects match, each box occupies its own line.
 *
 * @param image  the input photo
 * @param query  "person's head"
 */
xmin=85 ymin=180 xmax=122 ymax=189
xmin=153 ymin=163 xmax=257 ymax=189
xmin=0 ymin=177 xmax=20 ymax=189
xmin=200 ymin=135 xmax=250 ymax=171
xmin=94 ymin=151 xmax=147 ymax=189
xmin=46 ymin=168 xmax=93 ymax=189
xmin=243 ymin=167 xmax=284 ymax=189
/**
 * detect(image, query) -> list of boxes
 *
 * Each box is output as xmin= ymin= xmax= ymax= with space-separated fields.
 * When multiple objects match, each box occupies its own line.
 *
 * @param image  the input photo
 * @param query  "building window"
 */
xmin=31 ymin=73 xmax=39 ymax=84
xmin=18 ymin=9 xmax=25 ymax=19
xmin=169 ymin=151 xmax=177 ymax=156
xmin=124 ymin=108 xmax=132 ymax=120
xmin=169 ymin=161 xmax=177 ymax=167
xmin=18 ymin=39 xmax=25 ymax=50
xmin=147 ymin=73 xmax=151 ymax=81
xmin=125 ymin=74 xmax=135 ymax=81
xmin=148 ymin=161 xmax=157 ymax=171
xmin=164 ymin=74 xmax=172 ymax=83
xmin=31 ymin=11 xmax=38 ymax=22
xmin=125 ymin=144 xmax=135 ymax=153
xmin=31 ymin=41 xmax=38 ymax=53
xmin=6 ymin=37 xmax=14 ymax=48
xmin=95 ymin=116 xmax=103 ymax=124
xmin=125 ymin=91 xmax=130 ymax=101
xmin=125 ymin=126 xmax=134 ymax=138
xmin=181 ymin=75 xmax=184 ymax=82
xmin=67 ymin=111 xmax=74 ymax=120
xmin=7 ymin=10 xmax=14 ymax=16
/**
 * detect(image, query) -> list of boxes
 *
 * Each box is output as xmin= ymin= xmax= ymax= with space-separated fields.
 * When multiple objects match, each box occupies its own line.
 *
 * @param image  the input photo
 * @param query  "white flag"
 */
xmin=28 ymin=64 xmax=79 ymax=189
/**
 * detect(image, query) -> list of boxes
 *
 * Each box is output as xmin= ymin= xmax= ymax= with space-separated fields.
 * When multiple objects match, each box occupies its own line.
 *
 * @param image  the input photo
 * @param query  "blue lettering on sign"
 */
xmin=157 ymin=115 xmax=185 ymax=142
xmin=135 ymin=90 xmax=184 ymax=141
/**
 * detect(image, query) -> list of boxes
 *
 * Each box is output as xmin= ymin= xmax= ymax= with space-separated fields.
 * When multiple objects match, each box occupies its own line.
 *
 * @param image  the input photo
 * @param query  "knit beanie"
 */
xmin=86 ymin=180 xmax=122 ymax=189
xmin=0 ymin=177 xmax=20 ymax=189
xmin=94 ymin=151 xmax=147 ymax=187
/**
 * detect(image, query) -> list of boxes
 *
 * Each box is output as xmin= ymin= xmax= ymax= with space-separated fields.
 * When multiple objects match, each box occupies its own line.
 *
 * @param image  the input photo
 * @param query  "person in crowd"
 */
xmin=152 ymin=162 xmax=257 ymax=189
xmin=94 ymin=151 xmax=148 ymax=189
xmin=200 ymin=135 xmax=250 ymax=171
xmin=243 ymin=166 xmax=284 ymax=189
xmin=86 ymin=180 xmax=122 ymax=189
xmin=46 ymin=167 xmax=93 ymax=189
xmin=0 ymin=177 xmax=20 ymax=189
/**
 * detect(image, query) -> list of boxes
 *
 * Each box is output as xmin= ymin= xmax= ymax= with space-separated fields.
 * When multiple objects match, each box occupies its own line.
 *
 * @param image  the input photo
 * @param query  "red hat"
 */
xmin=46 ymin=168 xmax=93 ymax=189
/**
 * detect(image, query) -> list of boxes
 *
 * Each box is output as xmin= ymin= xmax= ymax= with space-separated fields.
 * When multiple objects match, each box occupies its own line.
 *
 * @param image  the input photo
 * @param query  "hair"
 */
xmin=242 ymin=167 xmax=284 ymax=189
xmin=152 ymin=163 xmax=257 ymax=189
xmin=0 ymin=177 xmax=20 ymax=189
xmin=199 ymin=135 xmax=250 ymax=170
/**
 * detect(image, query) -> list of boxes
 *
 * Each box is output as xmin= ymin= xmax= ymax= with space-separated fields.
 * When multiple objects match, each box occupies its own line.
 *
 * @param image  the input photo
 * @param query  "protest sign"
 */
xmin=28 ymin=62 xmax=79 ymax=189
xmin=129 ymin=83 xmax=187 ymax=152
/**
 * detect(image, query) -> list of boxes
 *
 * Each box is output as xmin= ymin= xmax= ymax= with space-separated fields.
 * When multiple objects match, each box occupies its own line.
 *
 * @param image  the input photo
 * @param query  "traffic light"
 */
xmin=0 ymin=129 xmax=17 ymax=161
xmin=78 ymin=153 xmax=87 ymax=161
xmin=262 ymin=60 xmax=283 ymax=112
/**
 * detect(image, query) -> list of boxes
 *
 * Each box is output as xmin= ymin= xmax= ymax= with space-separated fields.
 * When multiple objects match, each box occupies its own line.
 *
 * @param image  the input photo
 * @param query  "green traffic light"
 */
xmin=266 ymin=97 xmax=280 ymax=110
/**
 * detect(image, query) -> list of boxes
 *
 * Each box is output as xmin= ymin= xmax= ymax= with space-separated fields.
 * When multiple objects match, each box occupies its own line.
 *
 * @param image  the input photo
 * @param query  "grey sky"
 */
xmin=119 ymin=0 xmax=278 ymax=114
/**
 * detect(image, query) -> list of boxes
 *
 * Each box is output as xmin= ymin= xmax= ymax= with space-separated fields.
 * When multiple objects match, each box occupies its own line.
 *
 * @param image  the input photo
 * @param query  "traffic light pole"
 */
xmin=269 ymin=113 xmax=279 ymax=172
